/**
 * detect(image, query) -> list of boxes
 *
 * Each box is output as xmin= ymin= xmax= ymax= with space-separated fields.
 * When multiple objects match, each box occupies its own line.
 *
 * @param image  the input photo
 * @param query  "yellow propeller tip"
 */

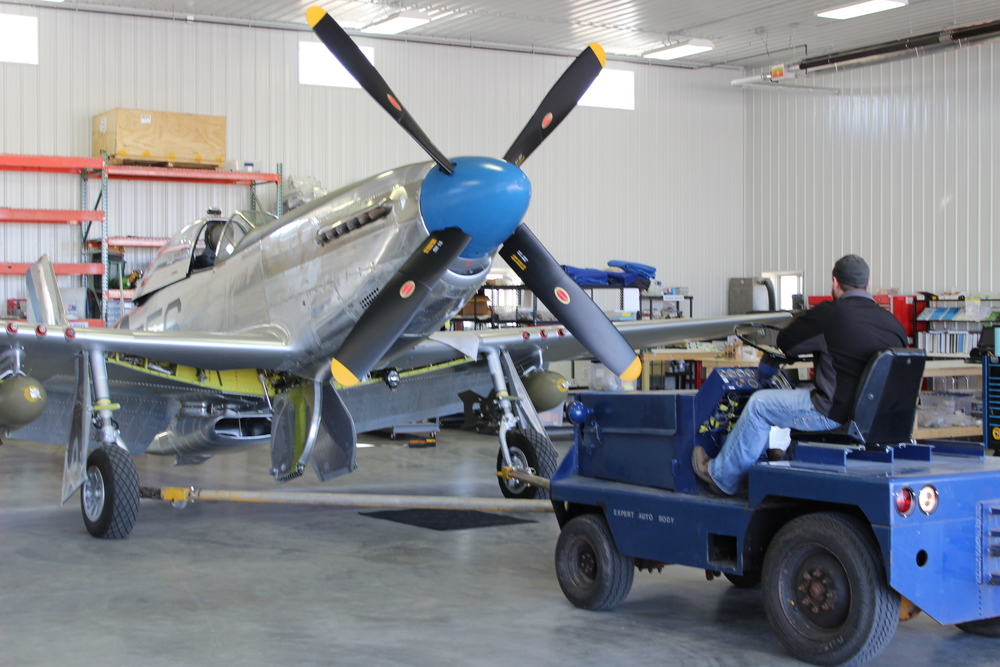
xmin=330 ymin=358 xmax=360 ymax=387
xmin=619 ymin=356 xmax=641 ymax=383
xmin=589 ymin=43 xmax=606 ymax=67
xmin=306 ymin=6 xmax=327 ymax=28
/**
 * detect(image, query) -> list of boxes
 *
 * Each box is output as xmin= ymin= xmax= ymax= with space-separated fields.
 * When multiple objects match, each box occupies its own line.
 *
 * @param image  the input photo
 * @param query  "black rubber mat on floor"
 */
xmin=360 ymin=508 xmax=535 ymax=531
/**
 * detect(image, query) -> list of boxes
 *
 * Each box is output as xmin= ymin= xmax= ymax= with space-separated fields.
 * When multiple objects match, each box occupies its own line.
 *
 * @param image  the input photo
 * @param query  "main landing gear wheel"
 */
xmin=81 ymin=445 xmax=140 ymax=539
xmin=956 ymin=617 xmax=1000 ymax=637
xmin=496 ymin=427 xmax=557 ymax=500
xmin=762 ymin=512 xmax=899 ymax=666
xmin=555 ymin=513 xmax=634 ymax=611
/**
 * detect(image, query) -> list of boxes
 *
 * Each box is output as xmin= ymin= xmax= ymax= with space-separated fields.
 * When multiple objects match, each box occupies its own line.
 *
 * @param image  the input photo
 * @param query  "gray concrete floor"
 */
xmin=1 ymin=429 xmax=998 ymax=667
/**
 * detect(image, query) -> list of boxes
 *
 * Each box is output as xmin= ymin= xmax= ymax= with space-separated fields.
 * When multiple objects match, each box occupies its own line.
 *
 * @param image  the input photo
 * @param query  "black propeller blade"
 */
xmin=501 ymin=225 xmax=641 ymax=381
xmin=330 ymin=228 xmax=472 ymax=387
xmin=307 ymin=7 xmax=455 ymax=175
xmin=502 ymin=43 xmax=606 ymax=167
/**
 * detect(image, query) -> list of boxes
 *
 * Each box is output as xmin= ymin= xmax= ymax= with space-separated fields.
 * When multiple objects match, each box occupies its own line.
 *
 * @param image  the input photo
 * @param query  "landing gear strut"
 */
xmin=486 ymin=349 xmax=558 ymax=500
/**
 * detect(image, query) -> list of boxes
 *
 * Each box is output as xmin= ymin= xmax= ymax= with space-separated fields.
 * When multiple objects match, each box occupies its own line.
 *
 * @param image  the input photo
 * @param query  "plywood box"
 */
xmin=92 ymin=109 xmax=226 ymax=168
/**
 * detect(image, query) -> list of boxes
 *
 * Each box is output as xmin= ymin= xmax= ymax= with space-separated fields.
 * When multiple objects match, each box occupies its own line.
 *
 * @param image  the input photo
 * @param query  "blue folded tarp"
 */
xmin=561 ymin=265 xmax=610 ymax=285
xmin=608 ymin=260 xmax=657 ymax=280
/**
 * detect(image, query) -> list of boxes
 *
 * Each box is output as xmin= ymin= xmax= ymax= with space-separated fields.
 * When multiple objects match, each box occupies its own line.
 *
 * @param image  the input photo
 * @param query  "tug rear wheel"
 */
xmin=81 ymin=445 xmax=139 ymax=539
xmin=762 ymin=512 xmax=898 ymax=666
xmin=496 ymin=427 xmax=557 ymax=500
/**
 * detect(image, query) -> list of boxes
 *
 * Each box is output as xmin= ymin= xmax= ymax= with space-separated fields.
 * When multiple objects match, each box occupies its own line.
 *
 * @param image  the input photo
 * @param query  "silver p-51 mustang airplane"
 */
xmin=1 ymin=8 xmax=788 ymax=539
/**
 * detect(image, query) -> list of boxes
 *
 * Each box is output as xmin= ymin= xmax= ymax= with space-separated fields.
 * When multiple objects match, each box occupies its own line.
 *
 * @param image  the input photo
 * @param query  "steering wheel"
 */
xmin=734 ymin=323 xmax=793 ymax=364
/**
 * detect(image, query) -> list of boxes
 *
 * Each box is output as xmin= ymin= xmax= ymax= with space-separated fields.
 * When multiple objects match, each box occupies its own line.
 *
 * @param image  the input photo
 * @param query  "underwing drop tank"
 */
xmin=0 ymin=375 xmax=48 ymax=433
xmin=523 ymin=371 xmax=570 ymax=413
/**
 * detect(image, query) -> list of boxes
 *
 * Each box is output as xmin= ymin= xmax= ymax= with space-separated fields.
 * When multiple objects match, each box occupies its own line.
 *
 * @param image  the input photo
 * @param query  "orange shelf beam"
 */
xmin=96 ymin=165 xmax=280 ymax=185
xmin=0 ymin=262 xmax=104 ymax=276
xmin=0 ymin=154 xmax=104 ymax=173
xmin=0 ymin=208 xmax=105 ymax=224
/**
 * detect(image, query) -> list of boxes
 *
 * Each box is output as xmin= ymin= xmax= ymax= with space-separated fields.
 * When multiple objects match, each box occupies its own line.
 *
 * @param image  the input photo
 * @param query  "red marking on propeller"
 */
xmin=388 ymin=94 xmax=401 ymax=112
xmin=554 ymin=287 xmax=571 ymax=305
xmin=65 ymin=327 xmax=76 ymax=339
xmin=541 ymin=112 xmax=553 ymax=129
xmin=399 ymin=281 xmax=416 ymax=298
xmin=522 ymin=332 xmax=530 ymax=340
xmin=6 ymin=322 xmax=17 ymax=334
xmin=558 ymin=328 xmax=566 ymax=336
xmin=35 ymin=325 xmax=47 ymax=336
xmin=540 ymin=329 xmax=548 ymax=338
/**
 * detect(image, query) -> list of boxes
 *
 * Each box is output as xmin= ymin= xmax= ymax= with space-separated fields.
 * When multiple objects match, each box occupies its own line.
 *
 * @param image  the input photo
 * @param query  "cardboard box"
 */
xmin=93 ymin=108 xmax=226 ymax=168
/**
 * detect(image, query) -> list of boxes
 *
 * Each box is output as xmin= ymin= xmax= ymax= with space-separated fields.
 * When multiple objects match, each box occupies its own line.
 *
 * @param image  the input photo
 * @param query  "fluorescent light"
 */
xmin=579 ymin=69 xmax=635 ymax=110
xmin=299 ymin=41 xmax=374 ymax=88
xmin=0 ymin=14 xmax=39 ymax=65
xmin=643 ymin=38 xmax=714 ymax=61
xmin=817 ymin=0 xmax=907 ymax=20
xmin=361 ymin=11 xmax=430 ymax=35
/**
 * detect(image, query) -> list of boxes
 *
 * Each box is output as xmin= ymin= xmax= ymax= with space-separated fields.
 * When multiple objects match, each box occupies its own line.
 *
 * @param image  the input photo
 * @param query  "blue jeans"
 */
xmin=708 ymin=389 xmax=840 ymax=495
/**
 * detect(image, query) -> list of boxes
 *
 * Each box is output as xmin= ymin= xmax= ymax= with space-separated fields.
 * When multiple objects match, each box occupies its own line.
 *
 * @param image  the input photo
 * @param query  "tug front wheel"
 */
xmin=81 ymin=445 xmax=139 ymax=539
xmin=555 ymin=513 xmax=634 ymax=611
xmin=496 ymin=427 xmax=557 ymax=500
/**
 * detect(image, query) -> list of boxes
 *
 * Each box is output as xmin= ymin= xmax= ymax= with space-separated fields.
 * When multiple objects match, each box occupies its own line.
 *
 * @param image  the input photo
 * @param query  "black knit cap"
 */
xmin=832 ymin=254 xmax=869 ymax=288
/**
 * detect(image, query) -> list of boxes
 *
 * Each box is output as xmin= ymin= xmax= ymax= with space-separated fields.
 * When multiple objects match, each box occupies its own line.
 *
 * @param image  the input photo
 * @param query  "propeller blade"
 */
xmin=500 ymin=224 xmax=640 ymax=381
xmin=330 ymin=228 xmax=472 ymax=387
xmin=306 ymin=7 xmax=455 ymax=174
xmin=502 ymin=43 xmax=606 ymax=167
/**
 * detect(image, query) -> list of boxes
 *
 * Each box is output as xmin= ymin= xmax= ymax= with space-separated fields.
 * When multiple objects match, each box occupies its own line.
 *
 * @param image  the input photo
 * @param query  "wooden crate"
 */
xmin=92 ymin=109 xmax=226 ymax=169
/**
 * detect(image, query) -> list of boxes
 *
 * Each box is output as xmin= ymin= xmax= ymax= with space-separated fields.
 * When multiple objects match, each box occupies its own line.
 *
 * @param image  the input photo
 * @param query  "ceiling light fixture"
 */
xmin=361 ymin=10 xmax=431 ymax=35
xmin=816 ymin=0 xmax=907 ymax=20
xmin=643 ymin=38 xmax=714 ymax=61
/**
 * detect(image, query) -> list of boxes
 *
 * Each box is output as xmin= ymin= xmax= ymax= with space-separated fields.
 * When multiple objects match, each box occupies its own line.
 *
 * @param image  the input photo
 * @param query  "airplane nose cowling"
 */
xmin=419 ymin=157 xmax=531 ymax=259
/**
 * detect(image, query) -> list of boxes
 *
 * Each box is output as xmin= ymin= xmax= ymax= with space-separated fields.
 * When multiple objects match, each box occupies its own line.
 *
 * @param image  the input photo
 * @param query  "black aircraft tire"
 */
xmin=496 ymin=427 xmax=558 ymax=500
xmin=956 ymin=617 xmax=1000 ymax=637
xmin=555 ymin=513 xmax=634 ymax=611
xmin=762 ymin=512 xmax=899 ymax=666
xmin=81 ymin=445 xmax=139 ymax=539
xmin=724 ymin=570 xmax=762 ymax=588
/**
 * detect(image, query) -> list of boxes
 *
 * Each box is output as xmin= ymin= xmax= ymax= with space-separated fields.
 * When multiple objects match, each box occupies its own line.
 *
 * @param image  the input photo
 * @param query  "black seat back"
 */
xmin=790 ymin=348 xmax=926 ymax=447
xmin=849 ymin=348 xmax=926 ymax=445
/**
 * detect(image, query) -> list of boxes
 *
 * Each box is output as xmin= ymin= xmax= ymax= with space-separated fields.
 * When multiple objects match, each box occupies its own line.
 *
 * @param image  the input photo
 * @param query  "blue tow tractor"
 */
xmin=550 ymin=324 xmax=1000 ymax=667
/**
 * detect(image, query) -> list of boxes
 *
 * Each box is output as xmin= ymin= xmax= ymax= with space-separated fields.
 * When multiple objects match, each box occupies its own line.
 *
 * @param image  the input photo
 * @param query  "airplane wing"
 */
xmin=386 ymin=311 xmax=794 ymax=370
xmin=5 ymin=323 xmax=296 ymax=371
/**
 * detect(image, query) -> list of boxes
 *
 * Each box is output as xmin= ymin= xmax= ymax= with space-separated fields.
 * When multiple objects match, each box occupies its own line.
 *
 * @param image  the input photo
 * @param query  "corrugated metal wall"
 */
xmin=0 ymin=4 xmax=745 ymax=317
xmin=745 ymin=42 xmax=999 ymax=299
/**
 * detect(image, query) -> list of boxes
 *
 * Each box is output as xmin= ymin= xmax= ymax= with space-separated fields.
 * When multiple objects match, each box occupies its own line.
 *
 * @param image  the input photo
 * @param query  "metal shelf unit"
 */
xmin=0 ymin=156 xmax=108 ymax=325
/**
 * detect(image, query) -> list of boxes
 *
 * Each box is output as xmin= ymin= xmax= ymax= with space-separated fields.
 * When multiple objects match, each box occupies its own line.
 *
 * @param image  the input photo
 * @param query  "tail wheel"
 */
xmin=496 ymin=427 xmax=558 ymax=500
xmin=81 ymin=445 xmax=139 ymax=539
xmin=555 ymin=513 xmax=634 ymax=610
xmin=762 ymin=512 xmax=899 ymax=666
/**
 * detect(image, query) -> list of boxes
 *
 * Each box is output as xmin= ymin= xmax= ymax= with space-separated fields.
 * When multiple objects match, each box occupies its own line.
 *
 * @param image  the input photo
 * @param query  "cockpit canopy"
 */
xmin=133 ymin=208 xmax=274 ymax=301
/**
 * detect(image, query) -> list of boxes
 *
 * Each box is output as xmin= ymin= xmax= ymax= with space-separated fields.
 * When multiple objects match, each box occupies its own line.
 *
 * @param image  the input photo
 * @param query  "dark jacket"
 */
xmin=776 ymin=290 xmax=908 ymax=422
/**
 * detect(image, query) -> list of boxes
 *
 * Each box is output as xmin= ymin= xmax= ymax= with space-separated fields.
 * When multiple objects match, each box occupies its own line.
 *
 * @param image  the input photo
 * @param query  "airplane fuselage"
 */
xmin=119 ymin=162 xmax=491 ymax=379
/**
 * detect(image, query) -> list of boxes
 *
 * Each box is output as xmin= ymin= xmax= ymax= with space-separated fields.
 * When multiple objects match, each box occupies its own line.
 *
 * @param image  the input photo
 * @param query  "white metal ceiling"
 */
xmin=6 ymin=0 xmax=1000 ymax=68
